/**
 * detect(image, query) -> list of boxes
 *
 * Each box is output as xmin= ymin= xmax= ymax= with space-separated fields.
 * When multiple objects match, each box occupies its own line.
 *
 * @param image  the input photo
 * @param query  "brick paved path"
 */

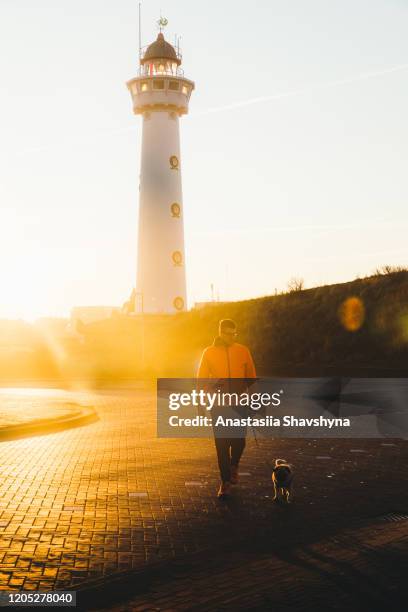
xmin=0 ymin=387 xmax=407 ymax=601
xmin=84 ymin=518 xmax=408 ymax=612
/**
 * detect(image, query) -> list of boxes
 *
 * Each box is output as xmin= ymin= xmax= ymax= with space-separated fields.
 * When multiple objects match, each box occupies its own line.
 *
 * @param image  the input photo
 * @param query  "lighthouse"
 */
xmin=127 ymin=29 xmax=194 ymax=314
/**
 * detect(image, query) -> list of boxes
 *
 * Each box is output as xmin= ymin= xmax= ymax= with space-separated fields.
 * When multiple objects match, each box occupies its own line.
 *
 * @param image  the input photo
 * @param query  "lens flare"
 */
xmin=339 ymin=297 xmax=365 ymax=332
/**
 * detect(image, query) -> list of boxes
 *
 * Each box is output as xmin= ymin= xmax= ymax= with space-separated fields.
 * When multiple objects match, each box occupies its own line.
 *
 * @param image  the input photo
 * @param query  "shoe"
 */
xmin=217 ymin=481 xmax=232 ymax=498
xmin=230 ymin=465 xmax=239 ymax=485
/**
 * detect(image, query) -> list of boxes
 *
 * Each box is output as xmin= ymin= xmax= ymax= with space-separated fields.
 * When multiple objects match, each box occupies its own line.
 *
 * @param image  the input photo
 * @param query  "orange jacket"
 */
xmin=197 ymin=337 xmax=257 ymax=379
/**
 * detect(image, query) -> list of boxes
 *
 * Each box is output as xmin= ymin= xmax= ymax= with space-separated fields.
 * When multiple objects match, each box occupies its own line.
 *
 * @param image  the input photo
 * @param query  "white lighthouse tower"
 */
xmin=127 ymin=28 xmax=194 ymax=314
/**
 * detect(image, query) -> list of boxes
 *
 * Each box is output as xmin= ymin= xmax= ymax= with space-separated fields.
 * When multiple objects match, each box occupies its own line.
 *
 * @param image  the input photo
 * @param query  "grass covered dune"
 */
xmin=81 ymin=269 xmax=408 ymax=382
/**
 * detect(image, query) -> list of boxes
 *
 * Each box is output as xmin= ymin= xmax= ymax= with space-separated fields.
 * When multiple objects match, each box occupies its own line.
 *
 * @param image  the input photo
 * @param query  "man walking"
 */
xmin=197 ymin=319 xmax=257 ymax=498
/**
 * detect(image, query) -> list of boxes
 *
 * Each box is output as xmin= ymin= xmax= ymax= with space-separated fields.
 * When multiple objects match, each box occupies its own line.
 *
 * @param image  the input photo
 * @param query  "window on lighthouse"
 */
xmin=173 ymin=297 xmax=184 ymax=311
xmin=172 ymin=251 xmax=183 ymax=266
xmin=171 ymin=203 xmax=181 ymax=217
xmin=169 ymin=155 xmax=179 ymax=169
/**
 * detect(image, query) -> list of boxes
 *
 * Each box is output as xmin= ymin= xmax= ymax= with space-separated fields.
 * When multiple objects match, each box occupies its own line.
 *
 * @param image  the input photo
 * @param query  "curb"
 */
xmin=0 ymin=405 xmax=99 ymax=442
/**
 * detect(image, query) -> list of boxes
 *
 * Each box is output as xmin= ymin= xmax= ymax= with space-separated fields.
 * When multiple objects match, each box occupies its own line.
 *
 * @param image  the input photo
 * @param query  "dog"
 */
xmin=272 ymin=459 xmax=293 ymax=503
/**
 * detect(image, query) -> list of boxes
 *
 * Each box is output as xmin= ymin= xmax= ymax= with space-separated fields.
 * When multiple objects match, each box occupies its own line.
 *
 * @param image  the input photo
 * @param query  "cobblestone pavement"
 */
xmin=0 ymin=387 xmax=407 ymax=602
xmin=85 ymin=517 xmax=408 ymax=612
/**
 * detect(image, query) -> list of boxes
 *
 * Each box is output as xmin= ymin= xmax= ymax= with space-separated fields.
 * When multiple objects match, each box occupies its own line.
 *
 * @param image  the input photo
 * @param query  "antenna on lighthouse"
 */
xmin=138 ymin=2 xmax=142 ymax=60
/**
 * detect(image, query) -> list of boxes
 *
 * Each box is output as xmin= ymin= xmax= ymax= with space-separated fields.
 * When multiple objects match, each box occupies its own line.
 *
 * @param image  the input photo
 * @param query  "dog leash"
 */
xmin=250 ymin=420 xmax=275 ymax=471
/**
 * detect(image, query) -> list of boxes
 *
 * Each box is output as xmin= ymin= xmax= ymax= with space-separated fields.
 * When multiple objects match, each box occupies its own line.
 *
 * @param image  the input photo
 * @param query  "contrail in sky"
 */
xmin=192 ymin=62 xmax=408 ymax=116
xmin=190 ymin=219 xmax=403 ymax=237
xmin=7 ymin=62 xmax=408 ymax=157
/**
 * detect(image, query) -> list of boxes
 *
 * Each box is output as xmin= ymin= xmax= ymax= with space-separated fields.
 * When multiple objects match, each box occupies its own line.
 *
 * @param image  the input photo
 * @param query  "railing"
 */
xmin=135 ymin=66 xmax=185 ymax=78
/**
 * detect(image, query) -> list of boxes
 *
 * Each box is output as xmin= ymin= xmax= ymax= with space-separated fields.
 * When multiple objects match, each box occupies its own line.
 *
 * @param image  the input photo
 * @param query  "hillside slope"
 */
xmin=80 ymin=270 xmax=408 ymax=381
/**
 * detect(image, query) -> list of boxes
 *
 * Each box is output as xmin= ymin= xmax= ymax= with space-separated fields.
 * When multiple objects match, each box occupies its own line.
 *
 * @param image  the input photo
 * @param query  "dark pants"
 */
xmin=214 ymin=437 xmax=246 ymax=483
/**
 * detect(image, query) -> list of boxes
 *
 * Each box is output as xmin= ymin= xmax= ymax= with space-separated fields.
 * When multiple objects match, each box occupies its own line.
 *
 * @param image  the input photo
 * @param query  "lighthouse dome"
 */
xmin=142 ymin=33 xmax=181 ymax=65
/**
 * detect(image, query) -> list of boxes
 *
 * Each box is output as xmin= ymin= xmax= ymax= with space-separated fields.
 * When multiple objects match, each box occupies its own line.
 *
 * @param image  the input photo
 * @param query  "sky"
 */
xmin=0 ymin=0 xmax=407 ymax=320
